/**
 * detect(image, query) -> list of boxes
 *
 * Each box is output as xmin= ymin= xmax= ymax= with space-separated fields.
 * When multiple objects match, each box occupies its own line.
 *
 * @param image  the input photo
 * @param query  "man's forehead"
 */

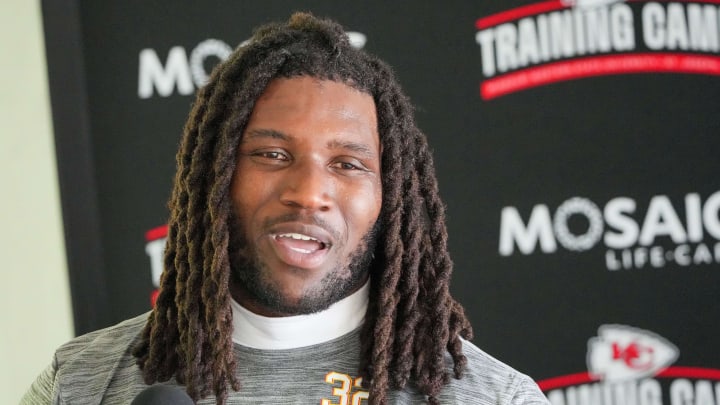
xmin=254 ymin=77 xmax=375 ymax=113
xmin=244 ymin=77 xmax=378 ymax=136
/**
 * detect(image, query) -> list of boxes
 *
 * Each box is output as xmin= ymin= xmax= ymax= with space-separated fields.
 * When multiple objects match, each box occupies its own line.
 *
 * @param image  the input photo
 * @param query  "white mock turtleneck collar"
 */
xmin=230 ymin=281 xmax=369 ymax=350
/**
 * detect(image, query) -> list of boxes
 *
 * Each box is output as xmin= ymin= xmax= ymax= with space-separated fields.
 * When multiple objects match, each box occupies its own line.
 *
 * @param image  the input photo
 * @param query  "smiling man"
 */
xmin=229 ymin=77 xmax=382 ymax=317
xmin=24 ymin=13 xmax=549 ymax=405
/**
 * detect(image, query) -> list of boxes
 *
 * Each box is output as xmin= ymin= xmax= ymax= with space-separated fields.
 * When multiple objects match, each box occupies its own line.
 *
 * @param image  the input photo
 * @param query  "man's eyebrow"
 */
xmin=327 ymin=139 xmax=377 ymax=157
xmin=243 ymin=129 xmax=377 ymax=156
xmin=242 ymin=128 xmax=290 ymax=142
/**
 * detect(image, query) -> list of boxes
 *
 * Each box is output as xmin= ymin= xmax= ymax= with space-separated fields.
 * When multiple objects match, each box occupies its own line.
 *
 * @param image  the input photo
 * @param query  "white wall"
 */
xmin=0 ymin=1 xmax=74 ymax=402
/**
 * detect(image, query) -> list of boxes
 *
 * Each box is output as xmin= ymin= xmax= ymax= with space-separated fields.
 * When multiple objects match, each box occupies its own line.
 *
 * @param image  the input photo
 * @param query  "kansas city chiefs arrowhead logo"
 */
xmin=587 ymin=325 xmax=679 ymax=382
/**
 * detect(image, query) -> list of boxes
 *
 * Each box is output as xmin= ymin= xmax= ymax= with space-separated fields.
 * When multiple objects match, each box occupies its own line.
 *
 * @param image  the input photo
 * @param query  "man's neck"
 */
xmin=230 ymin=281 xmax=369 ymax=350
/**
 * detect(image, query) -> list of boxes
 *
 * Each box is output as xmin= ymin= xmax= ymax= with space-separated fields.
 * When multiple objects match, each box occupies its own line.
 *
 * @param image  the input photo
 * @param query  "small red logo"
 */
xmin=612 ymin=341 xmax=654 ymax=370
xmin=587 ymin=325 xmax=678 ymax=382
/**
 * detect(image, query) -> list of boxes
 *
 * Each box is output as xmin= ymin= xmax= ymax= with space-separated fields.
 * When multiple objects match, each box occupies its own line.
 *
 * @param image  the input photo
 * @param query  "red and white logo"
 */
xmin=538 ymin=324 xmax=720 ymax=405
xmin=587 ymin=325 xmax=678 ymax=382
xmin=144 ymin=224 xmax=168 ymax=306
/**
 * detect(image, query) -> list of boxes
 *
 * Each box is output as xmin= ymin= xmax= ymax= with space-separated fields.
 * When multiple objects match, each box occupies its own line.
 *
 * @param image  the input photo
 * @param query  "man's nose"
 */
xmin=279 ymin=161 xmax=334 ymax=211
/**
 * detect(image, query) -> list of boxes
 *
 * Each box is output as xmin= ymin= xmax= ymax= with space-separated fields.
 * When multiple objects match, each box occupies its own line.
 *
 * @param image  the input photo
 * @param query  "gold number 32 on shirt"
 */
xmin=321 ymin=371 xmax=370 ymax=405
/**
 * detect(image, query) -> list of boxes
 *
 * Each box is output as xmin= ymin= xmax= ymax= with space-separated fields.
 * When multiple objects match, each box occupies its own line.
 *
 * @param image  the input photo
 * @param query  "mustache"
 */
xmin=261 ymin=212 xmax=341 ymax=242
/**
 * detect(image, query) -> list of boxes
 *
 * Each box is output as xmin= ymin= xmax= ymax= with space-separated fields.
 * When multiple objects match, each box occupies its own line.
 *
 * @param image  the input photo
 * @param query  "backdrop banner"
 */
xmin=43 ymin=1 xmax=720 ymax=401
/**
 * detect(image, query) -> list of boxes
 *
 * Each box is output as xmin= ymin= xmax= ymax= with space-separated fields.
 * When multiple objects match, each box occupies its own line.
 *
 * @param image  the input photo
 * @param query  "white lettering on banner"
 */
xmin=547 ymin=379 xmax=720 ymax=405
xmin=499 ymin=205 xmax=557 ymax=255
xmin=554 ymin=197 xmax=604 ymax=251
xmin=475 ymin=1 xmax=720 ymax=99
xmin=547 ymin=379 xmax=665 ymax=405
xmin=605 ymin=241 xmax=720 ymax=269
xmin=604 ymin=197 xmax=639 ymax=248
xmin=138 ymin=33 xmax=368 ymax=99
xmin=499 ymin=191 xmax=720 ymax=271
xmin=638 ymin=196 xmax=686 ymax=246
xmin=670 ymin=380 xmax=719 ymax=405
xmin=476 ymin=3 xmax=636 ymax=77
xmin=477 ymin=2 xmax=720 ymax=77
xmin=138 ymin=39 xmax=231 ymax=99
xmin=643 ymin=3 xmax=720 ymax=52
xmin=138 ymin=47 xmax=194 ymax=98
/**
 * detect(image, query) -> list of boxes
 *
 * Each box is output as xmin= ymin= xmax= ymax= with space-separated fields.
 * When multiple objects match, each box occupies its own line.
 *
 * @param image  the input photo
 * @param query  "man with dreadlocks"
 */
xmin=24 ymin=12 xmax=549 ymax=405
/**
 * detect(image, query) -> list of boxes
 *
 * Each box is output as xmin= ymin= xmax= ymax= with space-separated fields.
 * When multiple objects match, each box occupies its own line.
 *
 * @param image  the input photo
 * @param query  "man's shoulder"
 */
xmin=22 ymin=313 xmax=150 ymax=405
xmin=459 ymin=338 xmax=525 ymax=381
xmin=55 ymin=312 xmax=149 ymax=368
xmin=52 ymin=313 xmax=149 ymax=401
xmin=435 ymin=339 xmax=549 ymax=404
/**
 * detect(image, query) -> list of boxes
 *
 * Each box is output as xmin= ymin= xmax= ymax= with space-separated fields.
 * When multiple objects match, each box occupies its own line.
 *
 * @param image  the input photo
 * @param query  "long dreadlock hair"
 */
xmin=132 ymin=12 xmax=472 ymax=405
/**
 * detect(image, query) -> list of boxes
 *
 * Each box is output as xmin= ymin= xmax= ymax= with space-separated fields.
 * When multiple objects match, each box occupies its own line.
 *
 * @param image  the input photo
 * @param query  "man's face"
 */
xmin=229 ymin=76 xmax=382 ymax=317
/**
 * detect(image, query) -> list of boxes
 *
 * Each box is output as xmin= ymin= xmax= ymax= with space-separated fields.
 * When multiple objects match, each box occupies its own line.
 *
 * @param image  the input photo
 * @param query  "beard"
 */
xmin=228 ymin=212 xmax=379 ymax=316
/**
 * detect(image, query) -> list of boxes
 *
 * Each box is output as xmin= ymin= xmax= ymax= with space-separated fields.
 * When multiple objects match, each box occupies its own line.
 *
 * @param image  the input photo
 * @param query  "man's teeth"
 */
xmin=278 ymin=233 xmax=319 ymax=242
xmin=276 ymin=233 xmax=327 ymax=249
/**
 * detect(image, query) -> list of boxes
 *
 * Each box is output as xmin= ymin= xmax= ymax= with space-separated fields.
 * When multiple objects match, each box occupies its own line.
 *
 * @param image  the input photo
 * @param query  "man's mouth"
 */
xmin=264 ymin=220 xmax=336 ymax=269
xmin=274 ymin=233 xmax=328 ymax=254
xmin=266 ymin=226 xmax=334 ymax=269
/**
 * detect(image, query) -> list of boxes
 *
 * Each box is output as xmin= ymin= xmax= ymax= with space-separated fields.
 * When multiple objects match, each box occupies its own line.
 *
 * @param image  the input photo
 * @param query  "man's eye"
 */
xmin=333 ymin=160 xmax=365 ymax=171
xmin=340 ymin=162 xmax=359 ymax=170
xmin=255 ymin=151 xmax=288 ymax=161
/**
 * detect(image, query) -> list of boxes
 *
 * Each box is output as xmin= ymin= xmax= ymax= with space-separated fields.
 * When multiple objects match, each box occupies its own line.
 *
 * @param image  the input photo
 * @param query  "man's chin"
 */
xmin=231 ymin=270 xmax=328 ymax=314
xmin=275 ymin=282 xmax=348 ymax=312
xmin=245 ymin=290 xmax=337 ymax=317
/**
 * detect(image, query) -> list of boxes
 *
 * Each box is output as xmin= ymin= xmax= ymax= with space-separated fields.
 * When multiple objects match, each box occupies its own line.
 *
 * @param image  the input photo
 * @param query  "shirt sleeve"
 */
xmin=20 ymin=360 xmax=57 ymax=405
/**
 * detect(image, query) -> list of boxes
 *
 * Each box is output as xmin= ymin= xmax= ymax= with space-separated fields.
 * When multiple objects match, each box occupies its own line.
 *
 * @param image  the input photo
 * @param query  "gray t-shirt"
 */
xmin=23 ymin=313 xmax=549 ymax=404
